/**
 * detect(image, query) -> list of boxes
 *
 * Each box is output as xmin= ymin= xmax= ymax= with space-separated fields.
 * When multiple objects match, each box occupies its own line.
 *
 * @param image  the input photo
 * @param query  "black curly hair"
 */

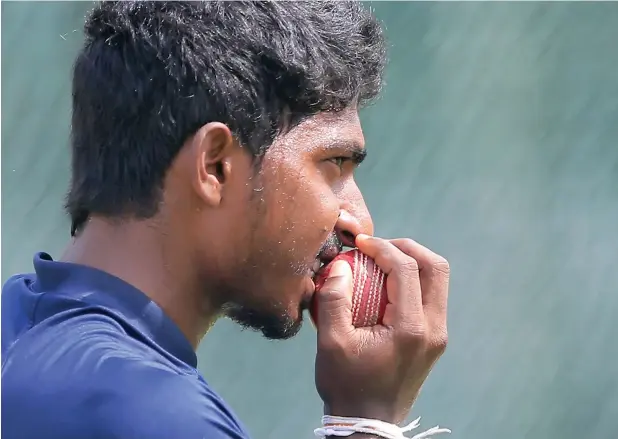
xmin=66 ymin=1 xmax=387 ymax=236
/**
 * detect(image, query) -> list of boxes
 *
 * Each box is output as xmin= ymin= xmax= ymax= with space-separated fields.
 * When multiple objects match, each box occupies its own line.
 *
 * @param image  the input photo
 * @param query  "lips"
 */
xmin=323 ymin=240 xmax=344 ymax=262
xmin=308 ymin=234 xmax=344 ymax=281
xmin=312 ymin=245 xmax=342 ymax=277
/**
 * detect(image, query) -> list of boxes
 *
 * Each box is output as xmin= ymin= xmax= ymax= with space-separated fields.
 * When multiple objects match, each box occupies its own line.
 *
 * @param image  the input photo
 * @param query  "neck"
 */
xmin=60 ymin=217 xmax=217 ymax=349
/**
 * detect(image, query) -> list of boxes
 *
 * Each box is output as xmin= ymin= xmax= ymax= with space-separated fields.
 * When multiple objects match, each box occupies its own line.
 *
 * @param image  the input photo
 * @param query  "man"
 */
xmin=2 ymin=2 xmax=450 ymax=439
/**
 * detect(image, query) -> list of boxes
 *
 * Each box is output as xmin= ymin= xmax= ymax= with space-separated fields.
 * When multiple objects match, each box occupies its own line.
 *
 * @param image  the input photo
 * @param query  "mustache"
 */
xmin=293 ymin=233 xmax=344 ymax=276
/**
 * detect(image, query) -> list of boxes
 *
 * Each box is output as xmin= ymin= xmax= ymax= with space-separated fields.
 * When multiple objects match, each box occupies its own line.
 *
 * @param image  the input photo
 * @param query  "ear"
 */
xmin=189 ymin=122 xmax=236 ymax=207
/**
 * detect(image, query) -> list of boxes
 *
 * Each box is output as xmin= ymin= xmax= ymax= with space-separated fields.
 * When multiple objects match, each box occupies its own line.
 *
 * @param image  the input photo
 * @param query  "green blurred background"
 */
xmin=2 ymin=1 xmax=618 ymax=438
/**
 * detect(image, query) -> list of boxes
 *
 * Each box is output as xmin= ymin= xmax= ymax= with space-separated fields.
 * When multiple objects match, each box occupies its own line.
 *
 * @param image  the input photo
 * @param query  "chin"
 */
xmin=262 ymin=318 xmax=303 ymax=340
xmin=223 ymin=301 xmax=304 ymax=340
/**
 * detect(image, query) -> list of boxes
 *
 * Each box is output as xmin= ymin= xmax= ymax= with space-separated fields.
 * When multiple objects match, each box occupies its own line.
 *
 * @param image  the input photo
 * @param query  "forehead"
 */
xmin=270 ymin=108 xmax=365 ymax=156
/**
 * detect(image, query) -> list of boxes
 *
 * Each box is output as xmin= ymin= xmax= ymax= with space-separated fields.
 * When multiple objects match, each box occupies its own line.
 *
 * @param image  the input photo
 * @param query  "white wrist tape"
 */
xmin=314 ymin=415 xmax=451 ymax=439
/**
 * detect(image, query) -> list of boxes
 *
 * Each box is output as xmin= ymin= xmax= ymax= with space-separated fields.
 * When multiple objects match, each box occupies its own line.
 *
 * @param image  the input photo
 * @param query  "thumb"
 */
xmin=315 ymin=260 xmax=354 ymax=333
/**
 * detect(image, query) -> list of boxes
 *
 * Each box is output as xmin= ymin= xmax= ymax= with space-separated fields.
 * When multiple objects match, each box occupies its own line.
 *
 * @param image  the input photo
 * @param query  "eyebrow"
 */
xmin=328 ymin=140 xmax=367 ymax=165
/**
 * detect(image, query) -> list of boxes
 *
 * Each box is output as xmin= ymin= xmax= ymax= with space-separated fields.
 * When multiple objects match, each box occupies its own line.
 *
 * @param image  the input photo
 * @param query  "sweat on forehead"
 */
xmin=267 ymin=110 xmax=366 ymax=158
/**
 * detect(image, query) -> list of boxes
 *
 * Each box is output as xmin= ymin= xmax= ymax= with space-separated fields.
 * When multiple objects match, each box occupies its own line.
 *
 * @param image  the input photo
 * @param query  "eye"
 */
xmin=327 ymin=156 xmax=349 ymax=169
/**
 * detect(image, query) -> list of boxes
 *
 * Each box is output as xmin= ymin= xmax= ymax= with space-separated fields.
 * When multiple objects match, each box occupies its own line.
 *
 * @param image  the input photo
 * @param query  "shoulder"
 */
xmin=90 ymin=366 xmax=250 ymax=439
xmin=3 ymin=314 xmax=249 ymax=439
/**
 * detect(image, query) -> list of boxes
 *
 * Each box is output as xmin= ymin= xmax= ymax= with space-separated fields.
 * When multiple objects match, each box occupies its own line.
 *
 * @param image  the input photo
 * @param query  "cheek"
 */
xmin=267 ymin=173 xmax=339 ymax=256
xmin=259 ymin=151 xmax=340 ymax=258
xmin=312 ymin=189 xmax=340 ymax=235
xmin=288 ymin=182 xmax=339 ymax=249
xmin=298 ymin=168 xmax=340 ymax=227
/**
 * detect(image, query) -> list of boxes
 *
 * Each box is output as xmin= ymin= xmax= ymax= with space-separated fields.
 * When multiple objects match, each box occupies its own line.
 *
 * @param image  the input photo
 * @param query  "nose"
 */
xmin=335 ymin=204 xmax=374 ymax=248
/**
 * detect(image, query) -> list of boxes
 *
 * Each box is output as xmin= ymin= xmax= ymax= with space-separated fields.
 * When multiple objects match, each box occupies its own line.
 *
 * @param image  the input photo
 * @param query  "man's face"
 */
xmin=201 ymin=108 xmax=373 ymax=339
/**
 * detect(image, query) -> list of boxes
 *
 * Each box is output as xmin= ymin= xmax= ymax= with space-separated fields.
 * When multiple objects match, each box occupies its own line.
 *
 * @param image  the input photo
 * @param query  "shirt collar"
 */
xmin=32 ymin=252 xmax=198 ymax=368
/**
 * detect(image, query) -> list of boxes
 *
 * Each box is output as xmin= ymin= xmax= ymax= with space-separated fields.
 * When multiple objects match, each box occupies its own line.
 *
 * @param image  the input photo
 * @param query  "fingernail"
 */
xmin=356 ymin=233 xmax=370 ymax=242
xmin=328 ymin=260 xmax=352 ymax=278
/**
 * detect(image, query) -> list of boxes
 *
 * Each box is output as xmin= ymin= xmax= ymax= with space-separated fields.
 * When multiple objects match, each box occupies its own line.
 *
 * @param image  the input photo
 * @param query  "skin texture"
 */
xmin=58 ymin=2 xmax=451 ymax=432
xmin=184 ymin=107 xmax=374 ymax=340
xmin=63 ymin=107 xmax=373 ymax=344
xmin=62 ymin=106 xmax=451 ymax=427
xmin=314 ymin=235 xmax=450 ymax=424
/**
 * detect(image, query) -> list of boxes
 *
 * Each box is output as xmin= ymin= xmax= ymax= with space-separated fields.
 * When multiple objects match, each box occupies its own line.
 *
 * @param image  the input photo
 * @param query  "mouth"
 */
xmin=302 ymin=243 xmax=343 ymax=312
xmin=310 ymin=242 xmax=343 ymax=278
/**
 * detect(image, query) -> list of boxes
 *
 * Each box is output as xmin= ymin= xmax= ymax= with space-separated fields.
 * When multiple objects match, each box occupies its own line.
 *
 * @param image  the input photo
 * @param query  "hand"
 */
xmin=314 ymin=235 xmax=450 ymax=424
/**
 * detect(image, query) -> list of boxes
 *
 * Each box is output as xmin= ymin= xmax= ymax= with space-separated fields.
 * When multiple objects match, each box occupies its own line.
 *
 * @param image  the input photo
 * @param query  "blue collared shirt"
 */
xmin=2 ymin=252 xmax=250 ymax=439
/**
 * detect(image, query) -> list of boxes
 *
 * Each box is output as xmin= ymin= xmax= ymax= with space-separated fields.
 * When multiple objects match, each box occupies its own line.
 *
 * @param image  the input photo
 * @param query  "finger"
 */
xmin=389 ymin=238 xmax=450 ymax=327
xmin=314 ymin=260 xmax=355 ymax=337
xmin=355 ymin=235 xmax=424 ymax=326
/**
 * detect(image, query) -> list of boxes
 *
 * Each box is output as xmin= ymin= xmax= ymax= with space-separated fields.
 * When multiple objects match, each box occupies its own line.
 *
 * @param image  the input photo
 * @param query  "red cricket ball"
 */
xmin=310 ymin=249 xmax=388 ymax=328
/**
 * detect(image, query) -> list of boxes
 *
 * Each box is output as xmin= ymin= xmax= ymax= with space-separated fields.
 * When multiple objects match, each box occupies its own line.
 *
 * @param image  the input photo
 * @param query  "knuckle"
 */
xmin=395 ymin=324 xmax=448 ymax=357
xmin=429 ymin=330 xmax=448 ymax=355
xmin=395 ymin=322 xmax=428 ymax=346
xmin=400 ymin=255 xmax=419 ymax=272
xmin=317 ymin=286 xmax=339 ymax=301
xmin=430 ymin=256 xmax=450 ymax=276
xmin=317 ymin=284 xmax=351 ymax=307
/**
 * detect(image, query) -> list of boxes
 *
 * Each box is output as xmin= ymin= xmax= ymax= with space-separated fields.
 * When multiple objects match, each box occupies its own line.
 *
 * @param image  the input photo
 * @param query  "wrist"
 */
xmin=316 ymin=415 xmax=451 ymax=439
xmin=323 ymin=403 xmax=403 ymax=425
